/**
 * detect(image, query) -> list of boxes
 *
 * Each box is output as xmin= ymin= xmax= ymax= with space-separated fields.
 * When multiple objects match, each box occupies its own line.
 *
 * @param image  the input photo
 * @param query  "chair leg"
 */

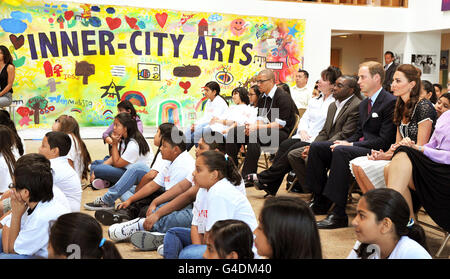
xmin=435 ymin=232 xmax=450 ymax=258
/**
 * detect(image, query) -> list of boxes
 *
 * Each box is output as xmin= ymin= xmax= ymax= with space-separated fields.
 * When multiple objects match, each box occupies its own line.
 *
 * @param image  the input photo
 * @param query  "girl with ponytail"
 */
xmin=348 ymin=188 xmax=431 ymax=259
xmin=162 ymin=150 xmax=257 ymax=259
xmin=49 ymin=212 xmax=122 ymax=259
xmin=89 ymin=112 xmax=153 ymax=190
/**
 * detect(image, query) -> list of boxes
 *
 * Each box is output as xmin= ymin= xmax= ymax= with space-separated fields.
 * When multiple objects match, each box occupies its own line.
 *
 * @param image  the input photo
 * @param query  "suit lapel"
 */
xmin=325 ymin=103 xmax=337 ymax=135
xmin=364 ymin=89 xmax=386 ymax=124
xmin=332 ymin=95 xmax=355 ymax=129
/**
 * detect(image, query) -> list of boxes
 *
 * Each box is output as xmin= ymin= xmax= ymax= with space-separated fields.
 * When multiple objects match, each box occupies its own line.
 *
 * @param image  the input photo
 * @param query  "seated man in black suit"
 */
xmin=247 ymin=74 xmax=362 ymax=197
xmin=305 ymin=61 xmax=397 ymax=229
xmin=226 ymin=69 xmax=297 ymax=177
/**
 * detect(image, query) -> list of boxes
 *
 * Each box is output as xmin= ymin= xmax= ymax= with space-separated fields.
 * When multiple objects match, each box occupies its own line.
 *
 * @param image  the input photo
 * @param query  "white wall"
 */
xmin=53 ymin=0 xmax=450 ymax=84
xmin=332 ymin=34 xmax=384 ymax=76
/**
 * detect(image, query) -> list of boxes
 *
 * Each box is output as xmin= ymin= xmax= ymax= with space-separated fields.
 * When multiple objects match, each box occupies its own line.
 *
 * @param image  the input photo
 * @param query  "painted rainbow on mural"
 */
xmin=195 ymin=97 xmax=208 ymax=112
xmin=121 ymin=91 xmax=147 ymax=107
xmin=158 ymin=99 xmax=183 ymax=127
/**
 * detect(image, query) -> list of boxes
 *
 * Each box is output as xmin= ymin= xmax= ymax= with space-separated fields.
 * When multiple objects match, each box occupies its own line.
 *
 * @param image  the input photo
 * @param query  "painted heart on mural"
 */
xmin=106 ymin=17 xmax=122 ymax=30
xmin=9 ymin=34 xmax=24 ymax=49
xmin=125 ymin=16 xmax=139 ymax=30
xmin=155 ymin=12 xmax=168 ymax=28
xmin=64 ymin=11 xmax=74 ymax=21
xmin=179 ymin=81 xmax=191 ymax=94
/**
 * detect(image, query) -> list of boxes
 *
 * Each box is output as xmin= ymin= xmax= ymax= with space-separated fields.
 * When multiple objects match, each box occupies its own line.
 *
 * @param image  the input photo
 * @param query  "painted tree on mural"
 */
xmin=26 ymin=96 xmax=48 ymax=124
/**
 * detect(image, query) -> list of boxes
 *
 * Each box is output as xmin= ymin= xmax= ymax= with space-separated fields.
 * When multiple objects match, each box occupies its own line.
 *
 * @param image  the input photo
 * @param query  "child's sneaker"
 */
xmin=157 ymin=244 xmax=164 ymax=257
xmin=108 ymin=218 xmax=142 ymax=242
xmin=130 ymin=231 xmax=165 ymax=251
xmin=95 ymin=209 xmax=131 ymax=226
xmin=92 ymin=179 xmax=111 ymax=190
xmin=84 ymin=197 xmax=114 ymax=211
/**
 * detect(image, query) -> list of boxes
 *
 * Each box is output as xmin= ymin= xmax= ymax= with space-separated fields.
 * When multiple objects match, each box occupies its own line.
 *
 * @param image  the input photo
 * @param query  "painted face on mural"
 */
xmin=230 ymin=18 xmax=246 ymax=36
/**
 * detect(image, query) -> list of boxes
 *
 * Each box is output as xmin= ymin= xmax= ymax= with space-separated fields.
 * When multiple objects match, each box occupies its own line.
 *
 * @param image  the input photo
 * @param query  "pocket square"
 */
xmin=372 ymin=112 xmax=379 ymax=118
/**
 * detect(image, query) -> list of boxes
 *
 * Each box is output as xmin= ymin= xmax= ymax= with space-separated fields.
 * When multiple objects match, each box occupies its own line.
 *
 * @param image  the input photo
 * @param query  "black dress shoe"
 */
xmin=309 ymin=197 xmax=332 ymax=215
xmin=254 ymin=180 xmax=277 ymax=197
xmin=244 ymin=174 xmax=257 ymax=187
xmin=95 ymin=209 xmax=131 ymax=226
xmin=316 ymin=214 xmax=348 ymax=229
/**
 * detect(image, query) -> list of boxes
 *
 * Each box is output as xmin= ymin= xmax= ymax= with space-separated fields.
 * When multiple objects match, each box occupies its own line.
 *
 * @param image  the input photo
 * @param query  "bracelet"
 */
xmin=418 ymin=145 xmax=422 ymax=152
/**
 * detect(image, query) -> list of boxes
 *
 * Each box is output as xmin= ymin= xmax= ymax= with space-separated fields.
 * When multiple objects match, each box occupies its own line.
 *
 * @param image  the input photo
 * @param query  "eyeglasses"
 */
xmin=256 ymin=79 xmax=270 ymax=84
xmin=248 ymin=93 xmax=257 ymax=96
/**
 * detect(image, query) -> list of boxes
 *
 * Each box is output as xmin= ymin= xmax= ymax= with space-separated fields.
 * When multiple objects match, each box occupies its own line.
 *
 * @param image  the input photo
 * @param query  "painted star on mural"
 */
xmin=100 ymin=80 xmax=125 ymax=102
xmin=288 ymin=24 xmax=298 ymax=37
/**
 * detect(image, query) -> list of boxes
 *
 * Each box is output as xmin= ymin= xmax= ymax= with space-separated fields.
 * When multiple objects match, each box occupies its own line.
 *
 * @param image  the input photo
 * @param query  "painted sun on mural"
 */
xmin=0 ymin=0 xmax=305 ymax=128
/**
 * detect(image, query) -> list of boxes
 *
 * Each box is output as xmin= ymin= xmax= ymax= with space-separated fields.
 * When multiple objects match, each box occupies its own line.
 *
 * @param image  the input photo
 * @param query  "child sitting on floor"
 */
xmin=203 ymin=219 xmax=254 ymax=259
xmin=108 ymin=128 xmax=195 ymax=243
xmin=90 ymin=112 xmax=153 ymax=189
xmin=162 ymin=150 xmax=257 ymax=259
xmin=52 ymin=115 xmax=91 ymax=182
xmin=39 ymin=131 xmax=82 ymax=212
xmin=48 ymin=212 xmax=122 ymax=259
xmin=0 ymin=155 xmax=69 ymax=259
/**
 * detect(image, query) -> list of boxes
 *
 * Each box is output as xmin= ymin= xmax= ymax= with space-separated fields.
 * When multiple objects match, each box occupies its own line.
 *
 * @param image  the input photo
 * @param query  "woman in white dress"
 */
xmin=350 ymin=65 xmax=436 ymax=193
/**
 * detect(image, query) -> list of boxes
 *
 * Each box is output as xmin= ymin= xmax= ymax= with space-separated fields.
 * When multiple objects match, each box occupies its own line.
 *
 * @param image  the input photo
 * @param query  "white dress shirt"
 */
xmin=293 ymin=92 xmax=335 ymax=142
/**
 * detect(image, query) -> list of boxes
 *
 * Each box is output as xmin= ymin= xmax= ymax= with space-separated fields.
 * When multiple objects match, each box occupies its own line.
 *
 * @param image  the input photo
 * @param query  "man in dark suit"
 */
xmin=305 ymin=61 xmax=397 ymax=229
xmin=288 ymin=75 xmax=362 ymax=192
xmin=226 ymin=69 xmax=297 ymax=177
xmin=383 ymin=51 xmax=398 ymax=93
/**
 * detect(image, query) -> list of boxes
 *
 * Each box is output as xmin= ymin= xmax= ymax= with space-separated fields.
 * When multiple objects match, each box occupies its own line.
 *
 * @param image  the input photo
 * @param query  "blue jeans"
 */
xmin=152 ymin=203 xmax=193 ymax=233
xmin=101 ymin=163 xmax=150 ymax=205
xmin=91 ymin=159 xmax=127 ymax=185
xmin=163 ymin=227 xmax=206 ymax=259
xmin=185 ymin=122 xmax=209 ymax=151
xmin=0 ymin=229 xmax=37 ymax=259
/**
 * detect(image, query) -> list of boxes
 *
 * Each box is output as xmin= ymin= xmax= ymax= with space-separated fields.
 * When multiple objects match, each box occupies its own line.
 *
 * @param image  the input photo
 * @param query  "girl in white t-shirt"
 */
xmin=90 ymin=112 xmax=153 ymax=189
xmin=348 ymin=188 xmax=431 ymax=259
xmin=203 ymin=219 xmax=254 ymax=259
xmin=163 ymin=150 xmax=257 ymax=259
xmin=254 ymin=196 xmax=322 ymax=259
xmin=185 ymin=81 xmax=228 ymax=151
xmin=52 ymin=115 xmax=91 ymax=182
xmin=0 ymin=125 xmax=17 ymax=195
xmin=208 ymin=87 xmax=256 ymax=136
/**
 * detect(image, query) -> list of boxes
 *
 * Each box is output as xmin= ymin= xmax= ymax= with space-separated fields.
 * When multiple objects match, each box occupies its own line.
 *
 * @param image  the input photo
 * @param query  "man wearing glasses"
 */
xmin=226 ymin=69 xmax=298 ymax=178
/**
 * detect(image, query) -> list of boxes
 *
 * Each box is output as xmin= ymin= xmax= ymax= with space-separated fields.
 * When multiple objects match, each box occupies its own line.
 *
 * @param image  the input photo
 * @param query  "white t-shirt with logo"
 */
xmin=153 ymin=151 xmax=195 ymax=191
xmin=191 ymin=178 xmax=255 ymax=234
xmin=50 ymin=157 xmax=82 ymax=212
xmin=347 ymin=236 xmax=432 ymax=259
xmin=119 ymin=138 xmax=154 ymax=169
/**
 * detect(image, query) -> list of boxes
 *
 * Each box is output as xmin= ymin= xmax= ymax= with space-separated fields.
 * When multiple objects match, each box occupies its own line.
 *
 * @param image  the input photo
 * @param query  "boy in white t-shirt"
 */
xmin=0 ymin=154 xmax=69 ymax=259
xmin=108 ymin=128 xmax=195 ymax=242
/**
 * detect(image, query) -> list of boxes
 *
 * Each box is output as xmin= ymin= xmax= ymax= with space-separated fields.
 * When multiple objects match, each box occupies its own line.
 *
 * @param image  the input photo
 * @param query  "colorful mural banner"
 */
xmin=0 ymin=0 xmax=305 ymax=129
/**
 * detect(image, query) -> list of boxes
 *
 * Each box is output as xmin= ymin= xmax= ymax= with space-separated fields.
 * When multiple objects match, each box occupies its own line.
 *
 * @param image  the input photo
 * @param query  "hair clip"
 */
xmin=407 ymin=218 xmax=414 ymax=228
xmin=99 ymin=238 xmax=106 ymax=248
